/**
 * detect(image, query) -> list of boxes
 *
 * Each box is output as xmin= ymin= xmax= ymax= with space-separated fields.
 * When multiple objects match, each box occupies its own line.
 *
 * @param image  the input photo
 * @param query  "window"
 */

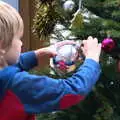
xmin=1 ymin=0 xmax=19 ymax=10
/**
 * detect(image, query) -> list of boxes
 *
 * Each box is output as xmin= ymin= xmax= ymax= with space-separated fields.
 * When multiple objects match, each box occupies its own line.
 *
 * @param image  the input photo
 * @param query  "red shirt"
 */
xmin=0 ymin=90 xmax=35 ymax=120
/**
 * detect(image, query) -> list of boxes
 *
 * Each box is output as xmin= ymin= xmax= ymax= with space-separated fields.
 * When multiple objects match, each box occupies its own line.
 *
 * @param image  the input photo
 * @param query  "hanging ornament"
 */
xmin=63 ymin=0 xmax=75 ymax=12
xmin=52 ymin=44 xmax=84 ymax=76
xmin=101 ymin=37 xmax=120 ymax=59
xmin=69 ymin=0 xmax=84 ymax=30
xmin=102 ymin=38 xmax=116 ymax=53
xmin=109 ymin=79 xmax=120 ymax=89
xmin=106 ymin=56 xmax=114 ymax=65
xmin=101 ymin=31 xmax=120 ymax=59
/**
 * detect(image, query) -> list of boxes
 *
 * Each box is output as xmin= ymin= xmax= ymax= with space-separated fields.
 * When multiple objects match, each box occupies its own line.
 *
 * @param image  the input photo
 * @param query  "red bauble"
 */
xmin=58 ymin=61 xmax=68 ymax=70
xmin=102 ymin=38 xmax=116 ymax=53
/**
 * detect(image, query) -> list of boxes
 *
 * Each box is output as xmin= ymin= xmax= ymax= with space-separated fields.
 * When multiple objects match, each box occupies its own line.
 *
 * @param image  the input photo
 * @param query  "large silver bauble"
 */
xmin=53 ymin=44 xmax=79 ymax=75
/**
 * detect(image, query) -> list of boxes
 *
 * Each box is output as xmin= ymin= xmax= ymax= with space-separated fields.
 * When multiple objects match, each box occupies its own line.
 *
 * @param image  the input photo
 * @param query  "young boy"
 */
xmin=0 ymin=1 xmax=101 ymax=120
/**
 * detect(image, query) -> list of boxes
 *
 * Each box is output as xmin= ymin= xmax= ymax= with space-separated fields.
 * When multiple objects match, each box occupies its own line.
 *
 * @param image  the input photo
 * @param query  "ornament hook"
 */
xmin=78 ymin=0 xmax=82 ymax=11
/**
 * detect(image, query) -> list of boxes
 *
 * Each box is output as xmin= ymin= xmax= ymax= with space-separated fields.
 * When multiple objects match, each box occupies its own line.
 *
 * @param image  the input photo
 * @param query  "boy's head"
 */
xmin=0 ymin=1 xmax=24 ymax=66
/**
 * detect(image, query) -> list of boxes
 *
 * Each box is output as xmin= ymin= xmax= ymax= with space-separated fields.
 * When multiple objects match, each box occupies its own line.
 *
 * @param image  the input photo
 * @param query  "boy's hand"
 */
xmin=81 ymin=36 xmax=101 ymax=62
xmin=35 ymin=40 xmax=76 ymax=65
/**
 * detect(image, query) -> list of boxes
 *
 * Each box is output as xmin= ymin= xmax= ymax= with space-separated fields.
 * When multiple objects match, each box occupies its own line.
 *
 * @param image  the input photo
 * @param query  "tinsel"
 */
xmin=33 ymin=0 xmax=64 ymax=40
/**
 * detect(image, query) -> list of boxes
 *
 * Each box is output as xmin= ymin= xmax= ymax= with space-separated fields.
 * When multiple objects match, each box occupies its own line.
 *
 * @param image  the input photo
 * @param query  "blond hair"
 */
xmin=0 ymin=1 xmax=23 ymax=49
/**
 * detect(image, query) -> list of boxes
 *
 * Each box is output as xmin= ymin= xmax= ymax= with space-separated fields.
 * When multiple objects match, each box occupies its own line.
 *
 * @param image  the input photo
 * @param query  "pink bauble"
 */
xmin=102 ymin=38 xmax=116 ymax=53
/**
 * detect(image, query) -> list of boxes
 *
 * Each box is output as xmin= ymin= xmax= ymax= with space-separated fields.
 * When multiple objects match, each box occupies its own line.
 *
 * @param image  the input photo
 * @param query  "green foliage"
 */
xmin=34 ymin=0 xmax=120 ymax=120
xmin=70 ymin=0 xmax=120 ymax=43
xmin=71 ymin=17 xmax=120 ymax=42
xmin=83 ymin=0 xmax=120 ymax=22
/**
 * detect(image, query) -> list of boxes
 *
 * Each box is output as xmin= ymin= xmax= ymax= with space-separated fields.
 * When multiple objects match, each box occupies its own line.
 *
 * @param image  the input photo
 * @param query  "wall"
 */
xmin=19 ymin=0 xmax=49 ymax=70
xmin=2 ymin=0 xmax=19 ymax=10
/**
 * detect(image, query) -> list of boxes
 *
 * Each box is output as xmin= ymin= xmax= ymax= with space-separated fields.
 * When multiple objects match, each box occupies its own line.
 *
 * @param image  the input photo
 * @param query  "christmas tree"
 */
xmin=33 ymin=0 xmax=120 ymax=120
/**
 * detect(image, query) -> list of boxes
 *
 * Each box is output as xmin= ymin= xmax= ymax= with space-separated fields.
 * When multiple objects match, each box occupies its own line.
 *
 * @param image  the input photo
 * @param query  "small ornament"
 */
xmin=106 ymin=56 xmax=114 ymax=65
xmin=110 ymin=81 xmax=114 ymax=85
xmin=63 ymin=0 xmax=75 ymax=12
xmin=102 ymin=38 xmax=116 ymax=53
xmin=52 ymin=44 xmax=84 ymax=75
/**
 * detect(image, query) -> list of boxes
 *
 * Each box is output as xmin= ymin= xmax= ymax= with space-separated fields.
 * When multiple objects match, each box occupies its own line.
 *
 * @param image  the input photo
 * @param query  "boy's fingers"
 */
xmin=87 ymin=36 xmax=93 ymax=40
xmin=50 ymin=52 xmax=57 ymax=57
xmin=81 ymin=40 xmax=87 ymax=47
xmin=56 ymin=40 xmax=76 ymax=47
xmin=93 ymin=38 xmax=98 ymax=44
xmin=81 ymin=46 xmax=87 ymax=55
xmin=98 ymin=43 xmax=102 ymax=50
